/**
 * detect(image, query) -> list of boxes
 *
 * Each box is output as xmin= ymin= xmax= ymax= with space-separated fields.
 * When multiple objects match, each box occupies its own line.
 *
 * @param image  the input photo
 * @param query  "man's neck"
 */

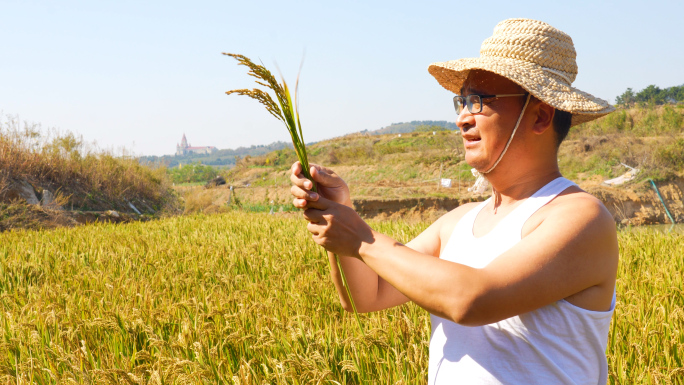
xmin=486 ymin=164 xmax=562 ymax=208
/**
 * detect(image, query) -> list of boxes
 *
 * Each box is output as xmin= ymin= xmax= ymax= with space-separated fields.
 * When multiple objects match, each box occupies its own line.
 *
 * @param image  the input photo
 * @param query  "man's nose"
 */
xmin=456 ymin=109 xmax=475 ymax=131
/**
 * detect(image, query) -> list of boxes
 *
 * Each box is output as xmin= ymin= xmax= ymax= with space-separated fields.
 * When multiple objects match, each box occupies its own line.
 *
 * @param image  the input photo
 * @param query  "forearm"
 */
xmin=359 ymin=231 xmax=481 ymax=323
xmin=328 ymin=250 xmax=381 ymax=313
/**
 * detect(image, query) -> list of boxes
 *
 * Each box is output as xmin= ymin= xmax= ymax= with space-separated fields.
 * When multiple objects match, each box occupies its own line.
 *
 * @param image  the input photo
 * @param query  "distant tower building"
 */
xmin=176 ymin=134 xmax=189 ymax=155
xmin=176 ymin=133 xmax=217 ymax=156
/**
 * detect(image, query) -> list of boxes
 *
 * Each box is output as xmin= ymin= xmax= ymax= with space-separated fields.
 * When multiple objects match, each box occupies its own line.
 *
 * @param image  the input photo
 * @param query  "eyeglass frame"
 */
xmin=453 ymin=93 xmax=527 ymax=115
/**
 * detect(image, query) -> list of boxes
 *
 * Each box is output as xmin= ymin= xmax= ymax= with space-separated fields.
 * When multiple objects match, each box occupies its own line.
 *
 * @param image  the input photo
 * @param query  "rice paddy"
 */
xmin=0 ymin=212 xmax=682 ymax=384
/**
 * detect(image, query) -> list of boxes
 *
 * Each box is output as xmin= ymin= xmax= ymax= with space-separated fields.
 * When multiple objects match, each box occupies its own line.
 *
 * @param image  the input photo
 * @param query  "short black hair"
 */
xmin=553 ymin=109 xmax=572 ymax=146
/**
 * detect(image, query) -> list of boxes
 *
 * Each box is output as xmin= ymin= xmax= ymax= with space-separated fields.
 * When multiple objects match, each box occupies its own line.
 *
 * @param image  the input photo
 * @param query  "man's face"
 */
xmin=457 ymin=70 xmax=528 ymax=172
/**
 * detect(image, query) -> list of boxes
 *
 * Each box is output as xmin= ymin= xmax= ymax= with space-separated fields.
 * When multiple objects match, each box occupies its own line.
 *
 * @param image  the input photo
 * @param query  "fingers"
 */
xmin=310 ymin=165 xmax=340 ymax=187
xmin=293 ymin=192 xmax=331 ymax=211
xmin=290 ymin=162 xmax=315 ymax=191
xmin=303 ymin=208 xmax=332 ymax=245
xmin=290 ymin=171 xmax=314 ymax=191
xmin=291 ymin=184 xmax=318 ymax=209
xmin=290 ymin=185 xmax=318 ymax=201
xmin=291 ymin=161 xmax=317 ymax=208
xmin=306 ymin=221 xmax=319 ymax=236
xmin=292 ymin=161 xmax=342 ymax=192
xmin=304 ymin=209 xmax=325 ymax=241
xmin=302 ymin=196 xmax=335 ymax=219
xmin=302 ymin=195 xmax=330 ymax=211
xmin=312 ymin=164 xmax=337 ymax=178
xmin=291 ymin=161 xmax=302 ymax=175
xmin=303 ymin=208 xmax=324 ymax=223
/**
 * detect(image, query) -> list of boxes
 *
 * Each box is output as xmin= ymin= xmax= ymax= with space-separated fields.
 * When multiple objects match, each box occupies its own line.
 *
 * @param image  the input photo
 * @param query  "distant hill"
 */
xmin=362 ymin=120 xmax=458 ymax=135
xmin=215 ymin=105 xmax=683 ymax=218
xmin=139 ymin=120 xmax=457 ymax=167
xmin=139 ymin=141 xmax=293 ymax=168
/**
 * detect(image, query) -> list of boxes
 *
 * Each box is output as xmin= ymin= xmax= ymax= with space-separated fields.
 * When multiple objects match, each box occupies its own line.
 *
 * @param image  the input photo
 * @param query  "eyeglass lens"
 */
xmin=453 ymin=95 xmax=483 ymax=114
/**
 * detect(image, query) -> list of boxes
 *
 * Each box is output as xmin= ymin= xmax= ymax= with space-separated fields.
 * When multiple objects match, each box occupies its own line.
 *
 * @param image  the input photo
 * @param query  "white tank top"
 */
xmin=428 ymin=177 xmax=615 ymax=384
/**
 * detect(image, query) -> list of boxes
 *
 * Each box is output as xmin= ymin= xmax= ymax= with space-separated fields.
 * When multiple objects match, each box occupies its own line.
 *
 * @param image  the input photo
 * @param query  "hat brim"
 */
xmin=428 ymin=57 xmax=615 ymax=127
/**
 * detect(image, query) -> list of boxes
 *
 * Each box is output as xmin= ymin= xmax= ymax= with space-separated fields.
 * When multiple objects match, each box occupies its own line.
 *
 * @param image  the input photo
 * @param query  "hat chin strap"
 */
xmin=470 ymin=94 xmax=531 ymax=193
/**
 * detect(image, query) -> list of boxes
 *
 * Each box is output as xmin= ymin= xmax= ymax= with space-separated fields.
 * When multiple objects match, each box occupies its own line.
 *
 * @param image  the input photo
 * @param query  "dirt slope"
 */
xmin=180 ymin=175 xmax=683 ymax=225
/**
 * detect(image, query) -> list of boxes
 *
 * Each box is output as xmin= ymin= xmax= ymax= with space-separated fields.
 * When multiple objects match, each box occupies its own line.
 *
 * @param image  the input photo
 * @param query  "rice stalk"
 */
xmin=0 ymin=214 xmax=680 ymax=382
xmin=223 ymin=52 xmax=363 ymax=335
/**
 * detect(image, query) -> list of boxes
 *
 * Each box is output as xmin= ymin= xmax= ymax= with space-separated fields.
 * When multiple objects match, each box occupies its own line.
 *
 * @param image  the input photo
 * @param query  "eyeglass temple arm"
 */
xmin=481 ymin=93 xmax=527 ymax=98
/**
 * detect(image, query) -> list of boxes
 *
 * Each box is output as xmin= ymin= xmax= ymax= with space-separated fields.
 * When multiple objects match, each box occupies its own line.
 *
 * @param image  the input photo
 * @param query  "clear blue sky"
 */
xmin=2 ymin=0 xmax=683 ymax=156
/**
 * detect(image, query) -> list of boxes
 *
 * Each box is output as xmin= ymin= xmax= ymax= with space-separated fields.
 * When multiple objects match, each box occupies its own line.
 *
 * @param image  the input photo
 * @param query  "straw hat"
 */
xmin=428 ymin=18 xmax=614 ymax=126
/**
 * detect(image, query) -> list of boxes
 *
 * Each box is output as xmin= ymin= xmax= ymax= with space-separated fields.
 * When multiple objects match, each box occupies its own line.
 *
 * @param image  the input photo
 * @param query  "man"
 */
xmin=290 ymin=18 xmax=618 ymax=384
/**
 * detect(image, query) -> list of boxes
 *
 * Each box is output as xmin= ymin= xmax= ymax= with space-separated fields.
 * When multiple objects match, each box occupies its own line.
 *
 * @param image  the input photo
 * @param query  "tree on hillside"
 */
xmin=663 ymin=85 xmax=684 ymax=103
xmin=637 ymin=85 xmax=664 ymax=105
xmin=615 ymin=88 xmax=635 ymax=107
xmin=616 ymin=84 xmax=684 ymax=107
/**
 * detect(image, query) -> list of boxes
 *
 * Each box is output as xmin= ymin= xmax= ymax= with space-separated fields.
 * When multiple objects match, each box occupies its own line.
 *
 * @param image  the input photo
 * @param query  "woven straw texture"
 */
xmin=428 ymin=18 xmax=614 ymax=126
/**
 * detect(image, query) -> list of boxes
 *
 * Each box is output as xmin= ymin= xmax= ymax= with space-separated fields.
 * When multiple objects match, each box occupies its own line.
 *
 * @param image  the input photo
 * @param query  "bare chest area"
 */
xmin=472 ymin=199 xmax=550 ymax=238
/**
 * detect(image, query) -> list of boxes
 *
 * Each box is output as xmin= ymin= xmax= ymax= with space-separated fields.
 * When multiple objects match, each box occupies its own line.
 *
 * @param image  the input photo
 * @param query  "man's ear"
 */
xmin=532 ymin=101 xmax=555 ymax=135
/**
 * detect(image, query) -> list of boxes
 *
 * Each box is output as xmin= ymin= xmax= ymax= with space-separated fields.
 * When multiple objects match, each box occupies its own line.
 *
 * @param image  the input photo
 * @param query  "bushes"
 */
xmin=603 ymin=110 xmax=631 ymax=131
xmin=167 ymin=162 xmax=219 ymax=184
xmin=570 ymin=105 xmax=683 ymax=138
xmin=656 ymin=138 xmax=684 ymax=170
xmin=661 ymin=105 xmax=683 ymax=131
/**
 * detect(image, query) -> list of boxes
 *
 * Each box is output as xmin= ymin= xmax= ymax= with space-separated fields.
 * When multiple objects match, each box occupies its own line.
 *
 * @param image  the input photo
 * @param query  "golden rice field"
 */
xmin=0 ymin=212 xmax=682 ymax=384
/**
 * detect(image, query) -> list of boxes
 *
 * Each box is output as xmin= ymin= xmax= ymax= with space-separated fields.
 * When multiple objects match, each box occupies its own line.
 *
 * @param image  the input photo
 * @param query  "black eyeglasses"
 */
xmin=453 ymin=93 xmax=526 ymax=115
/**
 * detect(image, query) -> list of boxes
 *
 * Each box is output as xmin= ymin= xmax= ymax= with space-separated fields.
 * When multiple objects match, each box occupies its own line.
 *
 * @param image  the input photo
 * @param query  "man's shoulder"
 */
xmin=551 ymin=186 xmax=611 ymax=217
xmin=525 ymin=185 xmax=615 ymax=237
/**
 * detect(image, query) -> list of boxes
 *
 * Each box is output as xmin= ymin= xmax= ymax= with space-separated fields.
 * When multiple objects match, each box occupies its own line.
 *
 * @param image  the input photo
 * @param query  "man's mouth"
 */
xmin=463 ymin=134 xmax=481 ymax=148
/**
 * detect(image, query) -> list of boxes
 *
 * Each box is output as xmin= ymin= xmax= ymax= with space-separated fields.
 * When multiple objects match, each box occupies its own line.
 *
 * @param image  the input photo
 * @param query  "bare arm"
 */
xmin=304 ymin=193 xmax=618 ymax=326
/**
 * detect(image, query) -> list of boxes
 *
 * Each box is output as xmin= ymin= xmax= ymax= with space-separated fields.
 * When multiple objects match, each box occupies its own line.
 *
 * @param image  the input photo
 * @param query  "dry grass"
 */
xmin=0 ymin=115 xmax=179 ymax=219
xmin=182 ymin=187 xmax=233 ymax=214
xmin=561 ymin=105 xmax=684 ymax=182
xmin=570 ymin=104 xmax=684 ymax=137
xmin=559 ymin=135 xmax=684 ymax=183
xmin=0 ymin=201 xmax=75 ymax=232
